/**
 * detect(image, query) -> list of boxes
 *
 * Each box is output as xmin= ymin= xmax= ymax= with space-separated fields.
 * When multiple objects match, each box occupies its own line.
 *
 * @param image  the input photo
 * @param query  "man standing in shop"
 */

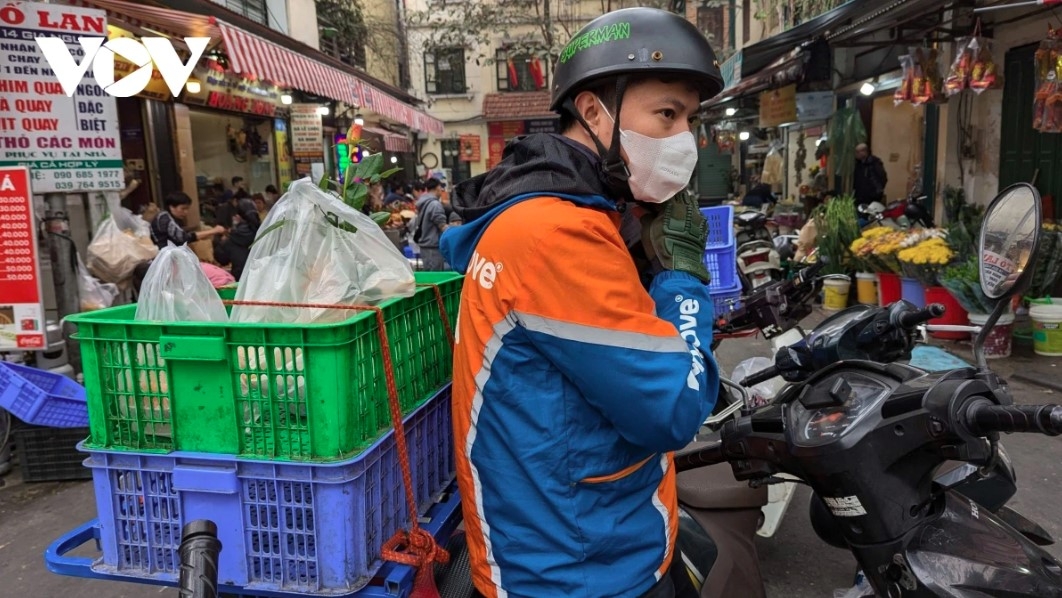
xmin=413 ymin=178 xmax=450 ymax=271
xmin=853 ymin=143 xmax=888 ymax=206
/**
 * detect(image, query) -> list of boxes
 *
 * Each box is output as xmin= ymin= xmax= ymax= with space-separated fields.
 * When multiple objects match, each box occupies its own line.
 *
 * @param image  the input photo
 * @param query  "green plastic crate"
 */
xmin=66 ymin=272 xmax=462 ymax=461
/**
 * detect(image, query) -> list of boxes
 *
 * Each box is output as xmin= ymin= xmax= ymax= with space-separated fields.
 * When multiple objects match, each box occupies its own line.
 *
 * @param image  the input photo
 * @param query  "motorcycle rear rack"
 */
xmin=45 ymin=480 xmax=463 ymax=598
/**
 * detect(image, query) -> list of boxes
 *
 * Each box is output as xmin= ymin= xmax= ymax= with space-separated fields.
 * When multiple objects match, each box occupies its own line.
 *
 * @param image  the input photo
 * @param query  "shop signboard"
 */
xmin=107 ymin=25 xmax=173 ymax=102
xmin=0 ymin=3 xmax=124 ymax=193
xmin=796 ymin=91 xmax=835 ymax=123
xmin=274 ymin=118 xmax=293 ymax=191
xmin=290 ymin=104 xmax=324 ymax=177
xmin=759 ymin=84 xmax=798 ymax=128
xmin=0 ymin=166 xmax=46 ymax=351
xmin=183 ymin=66 xmax=282 ymax=118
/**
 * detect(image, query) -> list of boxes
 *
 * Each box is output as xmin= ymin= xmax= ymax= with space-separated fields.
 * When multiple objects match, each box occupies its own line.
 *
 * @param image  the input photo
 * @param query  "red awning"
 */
xmin=217 ymin=23 xmax=442 ymax=135
xmin=77 ymin=0 xmax=444 ymax=135
xmin=363 ymin=127 xmax=413 ymax=153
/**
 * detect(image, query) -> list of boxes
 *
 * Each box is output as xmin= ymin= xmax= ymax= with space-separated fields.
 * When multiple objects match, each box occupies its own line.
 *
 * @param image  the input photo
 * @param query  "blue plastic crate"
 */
xmin=710 ymin=282 xmax=743 ymax=318
xmin=704 ymin=246 xmax=738 ymax=293
xmin=700 ymin=205 xmax=735 ymax=250
xmin=84 ymin=387 xmax=454 ymax=596
xmin=0 ymin=361 xmax=87 ymax=428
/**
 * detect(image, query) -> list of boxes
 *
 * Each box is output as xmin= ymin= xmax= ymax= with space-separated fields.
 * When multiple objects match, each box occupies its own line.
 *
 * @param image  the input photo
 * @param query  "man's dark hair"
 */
xmin=425 ymin=178 xmax=441 ymax=191
xmin=232 ymin=176 xmax=244 ymax=186
xmin=265 ymin=184 xmax=278 ymax=194
xmin=412 ymin=180 xmax=426 ymax=192
xmin=234 ymin=188 xmax=250 ymax=200
xmin=164 ymin=191 xmax=193 ymax=208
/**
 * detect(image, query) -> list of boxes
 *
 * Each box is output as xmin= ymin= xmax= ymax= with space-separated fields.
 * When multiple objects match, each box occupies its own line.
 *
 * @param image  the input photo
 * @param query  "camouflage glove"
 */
xmin=640 ymin=191 xmax=712 ymax=285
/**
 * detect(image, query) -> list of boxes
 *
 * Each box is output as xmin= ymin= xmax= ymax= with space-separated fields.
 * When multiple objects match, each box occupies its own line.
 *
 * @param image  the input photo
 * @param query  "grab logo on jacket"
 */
xmin=468 ymin=251 xmax=501 ymax=290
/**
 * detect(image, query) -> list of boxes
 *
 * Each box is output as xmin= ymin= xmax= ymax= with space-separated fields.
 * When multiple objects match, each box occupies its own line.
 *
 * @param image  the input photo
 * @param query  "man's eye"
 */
xmin=661 ymin=109 xmax=676 ymax=120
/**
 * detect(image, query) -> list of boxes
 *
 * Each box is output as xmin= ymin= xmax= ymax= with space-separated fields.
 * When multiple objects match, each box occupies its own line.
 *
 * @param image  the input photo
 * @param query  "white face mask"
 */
xmin=598 ymin=99 xmax=698 ymax=203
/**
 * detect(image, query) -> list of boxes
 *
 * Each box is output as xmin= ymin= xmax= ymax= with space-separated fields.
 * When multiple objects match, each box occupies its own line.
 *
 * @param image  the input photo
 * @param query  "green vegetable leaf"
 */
xmin=371 ymin=211 xmax=392 ymax=226
xmin=378 ymin=166 xmax=402 ymax=180
xmin=352 ymin=153 xmax=384 ymax=181
xmin=344 ymin=184 xmax=368 ymax=210
xmin=251 ymin=219 xmax=290 ymax=246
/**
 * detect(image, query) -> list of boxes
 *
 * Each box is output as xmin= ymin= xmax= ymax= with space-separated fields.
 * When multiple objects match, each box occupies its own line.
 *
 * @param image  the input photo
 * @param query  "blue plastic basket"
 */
xmin=84 ymin=386 xmax=454 ymax=596
xmin=710 ymin=282 xmax=743 ymax=318
xmin=704 ymin=246 xmax=739 ymax=293
xmin=701 ymin=205 xmax=735 ymax=250
xmin=0 ymin=361 xmax=88 ymax=428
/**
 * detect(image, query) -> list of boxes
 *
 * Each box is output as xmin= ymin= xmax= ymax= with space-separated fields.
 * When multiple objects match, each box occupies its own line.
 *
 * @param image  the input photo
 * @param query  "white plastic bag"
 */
xmin=230 ymin=178 xmax=416 ymax=324
xmin=732 ymin=357 xmax=786 ymax=409
xmin=135 ymin=244 xmax=228 ymax=322
xmin=86 ymin=208 xmax=158 ymax=284
xmin=77 ymin=256 xmax=118 ymax=312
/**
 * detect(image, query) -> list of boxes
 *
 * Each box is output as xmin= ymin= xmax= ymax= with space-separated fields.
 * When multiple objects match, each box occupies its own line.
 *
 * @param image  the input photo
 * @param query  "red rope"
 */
xmin=223 ymin=283 xmax=456 ymax=594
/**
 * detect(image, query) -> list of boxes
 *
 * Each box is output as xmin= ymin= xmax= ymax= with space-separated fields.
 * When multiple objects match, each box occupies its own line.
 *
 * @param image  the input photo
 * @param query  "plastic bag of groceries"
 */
xmin=77 ymin=256 xmax=119 ymax=312
xmin=230 ymin=177 xmax=416 ymax=324
xmin=732 ymin=357 xmax=786 ymax=409
xmin=86 ymin=207 xmax=158 ymax=284
xmin=135 ymin=244 xmax=227 ymax=322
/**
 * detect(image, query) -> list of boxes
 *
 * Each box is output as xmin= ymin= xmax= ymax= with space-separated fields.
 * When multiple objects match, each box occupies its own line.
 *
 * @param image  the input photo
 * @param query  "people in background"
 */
xmin=253 ymin=193 xmax=269 ymax=223
xmin=149 ymin=192 xmax=224 ymax=250
xmin=215 ymin=191 xmax=261 ymax=281
xmin=413 ymin=178 xmax=449 ymax=270
xmin=741 ymin=182 xmax=776 ymax=210
xmin=853 ymin=143 xmax=888 ymax=206
xmin=263 ymin=184 xmax=281 ymax=208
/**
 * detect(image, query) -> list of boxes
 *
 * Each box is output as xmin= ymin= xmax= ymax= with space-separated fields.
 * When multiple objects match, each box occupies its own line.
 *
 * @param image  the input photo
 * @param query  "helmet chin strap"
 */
xmin=563 ymin=76 xmax=633 ymax=208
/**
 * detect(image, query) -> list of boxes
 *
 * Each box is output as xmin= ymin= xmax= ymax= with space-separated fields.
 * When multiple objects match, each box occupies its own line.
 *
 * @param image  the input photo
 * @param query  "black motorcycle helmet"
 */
xmin=551 ymin=7 xmax=725 ymax=201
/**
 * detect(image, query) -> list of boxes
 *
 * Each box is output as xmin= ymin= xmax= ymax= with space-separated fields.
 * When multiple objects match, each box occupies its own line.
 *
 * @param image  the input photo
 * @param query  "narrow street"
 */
xmin=3 ymin=311 xmax=1060 ymax=598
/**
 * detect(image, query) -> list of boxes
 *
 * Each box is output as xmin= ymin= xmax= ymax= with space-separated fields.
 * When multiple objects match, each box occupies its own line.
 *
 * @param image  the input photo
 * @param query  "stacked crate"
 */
xmin=65 ymin=272 xmax=462 ymax=595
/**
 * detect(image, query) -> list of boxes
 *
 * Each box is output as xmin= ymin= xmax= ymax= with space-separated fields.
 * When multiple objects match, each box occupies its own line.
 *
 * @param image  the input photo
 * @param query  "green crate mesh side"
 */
xmin=70 ymin=275 xmax=462 ymax=460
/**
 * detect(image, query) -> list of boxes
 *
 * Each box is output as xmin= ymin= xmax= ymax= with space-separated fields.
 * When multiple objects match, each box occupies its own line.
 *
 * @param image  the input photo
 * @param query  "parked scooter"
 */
xmin=734 ymin=208 xmax=783 ymax=291
xmin=678 ymin=183 xmax=1061 ymax=597
xmin=859 ymin=193 xmax=936 ymax=230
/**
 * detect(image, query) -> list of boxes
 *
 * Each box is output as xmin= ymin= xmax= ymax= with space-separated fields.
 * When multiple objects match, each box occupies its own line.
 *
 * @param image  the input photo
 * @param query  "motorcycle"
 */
xmin=734 ymin=208 xmax=784 ymax=291
xmin=677 ymin=182 xmax=1062 ymax=597
xmin=859 ymin=194 xmax=936 ymax=230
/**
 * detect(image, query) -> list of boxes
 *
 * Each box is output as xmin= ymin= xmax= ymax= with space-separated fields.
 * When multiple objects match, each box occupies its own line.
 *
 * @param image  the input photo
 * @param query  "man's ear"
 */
xmin=572 ymin=90 xmax=603 ymax=135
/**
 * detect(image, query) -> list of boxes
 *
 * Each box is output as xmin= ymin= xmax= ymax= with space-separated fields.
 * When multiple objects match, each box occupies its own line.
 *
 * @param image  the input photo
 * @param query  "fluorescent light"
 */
xmin=280 ymin=93 xmax=292 ymax=105
xmin=390 ymin=156 xmax=398 ymax=164
xmin=354 ymin=113 xmax=365 ymax=126
xmin=860 ymin=81 xmax=876 ymax=96
xmin=316 ymin=105 xmax=330 ymax=116
xmin=739 ymin=131 xmax=750 ymax=141
xmin=725 ymin=107 xmax=737 ymax=117
xmin=185 ymin=80 xmax=201 ymax=94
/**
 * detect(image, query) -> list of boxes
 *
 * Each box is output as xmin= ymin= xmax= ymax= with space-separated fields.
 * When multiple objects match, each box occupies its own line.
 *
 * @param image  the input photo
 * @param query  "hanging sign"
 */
xmin=0 ymin=3 xmax=123 ymax=193
xmin=796 ymin=91 xmax=835 ymax=123
xmin=759 ymin=84 xmax=798 ymax=128
xmin=0 ymin=166 xmax=46 ymax=350
xmin=290 ymin=104 xmax=324 ymax=176
xmin=182 ymin=66 xmax=283 ymax=117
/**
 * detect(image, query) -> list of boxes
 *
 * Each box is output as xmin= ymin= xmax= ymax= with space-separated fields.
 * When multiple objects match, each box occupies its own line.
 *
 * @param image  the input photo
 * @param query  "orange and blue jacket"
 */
xmin=439 ymin=134 xmax=720 ymax=597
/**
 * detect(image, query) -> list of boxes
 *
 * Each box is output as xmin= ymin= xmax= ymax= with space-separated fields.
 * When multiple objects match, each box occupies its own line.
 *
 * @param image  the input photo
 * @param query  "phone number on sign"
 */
xmin=50 ymin=179 xmax=124 ymax=191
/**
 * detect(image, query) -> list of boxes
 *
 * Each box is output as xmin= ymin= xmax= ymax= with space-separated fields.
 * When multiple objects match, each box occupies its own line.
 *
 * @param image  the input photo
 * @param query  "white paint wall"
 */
xmin=283 ymin=0 xmax=320 ymax=50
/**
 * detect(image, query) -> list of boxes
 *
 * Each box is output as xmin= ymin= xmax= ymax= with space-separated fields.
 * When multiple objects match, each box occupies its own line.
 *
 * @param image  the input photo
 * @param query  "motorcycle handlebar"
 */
xmin=178 ymin=520 xmax=222 ymax=598
xmin=898 ymin=303 xmax=945 ymax=328
xmin=674 ymin=441 xmax=725 ymax=472
xmin=741 ymin=365 xmax=781 ymax=388
xmin=967 ymin=403 xmax=1062 ymax=437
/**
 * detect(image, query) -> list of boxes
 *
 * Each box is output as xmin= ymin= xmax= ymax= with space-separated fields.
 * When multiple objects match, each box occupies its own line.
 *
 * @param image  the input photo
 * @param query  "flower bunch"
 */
xmin=849 ymin=227 xmax=907 ymax=274
xmin=897 ymin=234 xmax=955 ymax=286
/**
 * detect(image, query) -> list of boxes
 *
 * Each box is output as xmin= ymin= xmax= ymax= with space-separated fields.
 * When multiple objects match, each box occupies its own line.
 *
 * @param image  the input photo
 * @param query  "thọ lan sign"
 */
xmin=0 ymin=2 xmax=209 ymax=98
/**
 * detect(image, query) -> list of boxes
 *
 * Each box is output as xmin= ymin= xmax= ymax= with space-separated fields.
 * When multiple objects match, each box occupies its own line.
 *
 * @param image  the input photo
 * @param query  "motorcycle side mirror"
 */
xmin=973 ymin=183 xmax=1043 ymax=370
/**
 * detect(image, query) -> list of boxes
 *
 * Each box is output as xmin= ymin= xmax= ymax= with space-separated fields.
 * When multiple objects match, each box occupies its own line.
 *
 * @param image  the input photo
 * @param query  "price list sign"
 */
xmin=0 ymin=3 xmax=123 ymax=193
xmin=0 ymin=166 xmax=45 ymax=350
